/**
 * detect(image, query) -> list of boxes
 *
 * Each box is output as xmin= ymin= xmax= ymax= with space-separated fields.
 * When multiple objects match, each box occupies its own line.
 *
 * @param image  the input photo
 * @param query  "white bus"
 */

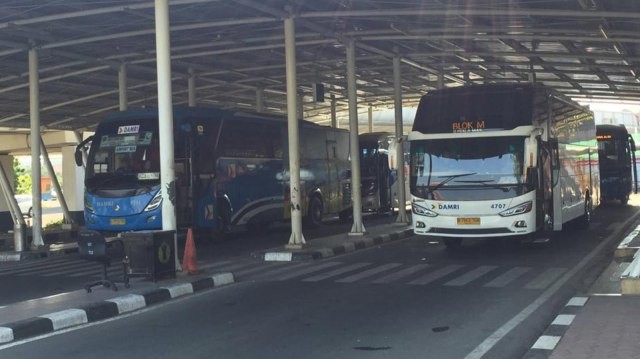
xmin=408 ymin=84 xmax=599 ymax=248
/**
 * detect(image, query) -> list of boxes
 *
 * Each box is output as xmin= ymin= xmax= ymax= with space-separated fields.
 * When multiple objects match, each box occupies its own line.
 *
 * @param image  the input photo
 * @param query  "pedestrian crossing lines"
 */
xmin=226 ymin=260 xmax=568 ymax=291
xmin=0 ymin=256 xmax=569 ymax=291
xmin=0 ymin=256 xmax=125 ymax=279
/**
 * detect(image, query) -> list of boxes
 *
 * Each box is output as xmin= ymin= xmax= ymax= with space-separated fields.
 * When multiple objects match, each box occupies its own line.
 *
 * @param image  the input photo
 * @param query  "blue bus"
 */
xmin=76 ymin=107 xmax=352 ymax=237
xmin=597 ymin=124 xmax=637 ymax=204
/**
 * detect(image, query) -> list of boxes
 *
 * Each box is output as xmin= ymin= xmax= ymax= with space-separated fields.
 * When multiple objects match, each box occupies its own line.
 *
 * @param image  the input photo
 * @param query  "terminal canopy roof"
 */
xmin=0 ymin=0 xmax=638 ymax=132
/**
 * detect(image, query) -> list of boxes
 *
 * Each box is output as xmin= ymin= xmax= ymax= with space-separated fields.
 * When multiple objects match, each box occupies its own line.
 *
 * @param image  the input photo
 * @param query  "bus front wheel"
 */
xmin=306 ymin=196 xmax=323 ymax=227
xmin=577 ymin=197 xmax=592 ymax=229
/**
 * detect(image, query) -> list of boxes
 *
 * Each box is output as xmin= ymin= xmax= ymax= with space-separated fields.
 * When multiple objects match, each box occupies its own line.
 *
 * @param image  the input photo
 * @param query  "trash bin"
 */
xmin=121 ymin=230 xmax=176 ymax=283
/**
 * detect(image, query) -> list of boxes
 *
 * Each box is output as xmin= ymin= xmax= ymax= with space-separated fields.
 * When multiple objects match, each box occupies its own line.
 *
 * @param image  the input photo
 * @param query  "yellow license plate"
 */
xmin=110 ymin=218 xmax=126 ymax=225
xmin=457 ymin=217 xmax=480 ymax=225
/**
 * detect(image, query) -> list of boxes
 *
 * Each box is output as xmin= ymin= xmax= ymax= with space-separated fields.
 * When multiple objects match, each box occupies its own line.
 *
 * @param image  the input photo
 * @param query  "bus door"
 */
xmin=174 ymin=132 xmax=193 ymax=228
xmin=325 ymin=140 xmax=338 ymax=213
xmin=628 ymin=135 xmax=638 ymax=194
xmin=537 ymin=139 xmax=554 ymax=232
xmin=378 ymin=149 xmax=391 ymax=212
xmin=190 ymin=123 xmax=219 ymax=231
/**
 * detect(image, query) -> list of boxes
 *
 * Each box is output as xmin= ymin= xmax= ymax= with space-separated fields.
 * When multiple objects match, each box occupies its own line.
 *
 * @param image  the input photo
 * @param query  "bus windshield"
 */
xmin=86 ymin=120 xmax=161 ymax=189
xmin=410 ymin=136 xmax=526 ymax=200
xmin=598 ymin=137 xmax=629 ymax=171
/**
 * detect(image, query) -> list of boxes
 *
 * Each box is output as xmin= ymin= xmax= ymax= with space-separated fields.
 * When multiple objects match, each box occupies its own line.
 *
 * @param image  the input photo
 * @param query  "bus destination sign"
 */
xmin=452 ymin=120 xmax=486 ymax=133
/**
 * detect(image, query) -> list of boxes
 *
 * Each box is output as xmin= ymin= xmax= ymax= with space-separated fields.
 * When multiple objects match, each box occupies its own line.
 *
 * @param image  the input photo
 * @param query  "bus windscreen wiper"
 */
xmin=428 ymin=172 xmax=477 ymax=191
xmin=455 ymin=179 xmax=511 ymax=192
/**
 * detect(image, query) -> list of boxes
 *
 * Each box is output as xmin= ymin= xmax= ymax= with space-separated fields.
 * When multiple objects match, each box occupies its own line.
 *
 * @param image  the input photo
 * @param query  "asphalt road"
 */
xmin=0 ymin=202 xmax=637 ymax=359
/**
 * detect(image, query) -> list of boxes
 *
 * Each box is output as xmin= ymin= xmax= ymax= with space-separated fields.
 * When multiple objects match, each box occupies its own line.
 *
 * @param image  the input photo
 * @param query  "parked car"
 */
xmin=14 ymin=194 xmax=33 ymax=217
xmin=42 ymin=191 xmax=57 ymax=201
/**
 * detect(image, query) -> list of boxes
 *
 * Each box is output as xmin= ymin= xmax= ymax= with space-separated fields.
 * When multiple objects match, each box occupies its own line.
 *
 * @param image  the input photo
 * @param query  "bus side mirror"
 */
xmin=75 ymin=135 xmax=93 ymax=167
xmin=74 ymin=150 xmax=83 ymax=167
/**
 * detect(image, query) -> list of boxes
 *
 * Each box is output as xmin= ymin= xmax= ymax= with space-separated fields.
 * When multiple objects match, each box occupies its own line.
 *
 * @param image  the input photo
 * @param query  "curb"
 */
xmin=255 ymin=228 xmax=414 ymax=261
xmin=0 ymin=272 xmax=235 ymax=345
xmin=522 ymin=296 xmax=589 ymax=359
xmin=614 ymin=224 xmax=640 ymax=261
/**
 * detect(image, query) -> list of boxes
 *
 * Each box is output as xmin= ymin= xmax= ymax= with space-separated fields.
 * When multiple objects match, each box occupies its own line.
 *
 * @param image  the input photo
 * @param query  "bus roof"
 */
xmin=100 ymin=106 xmax=343 ymax=132
xmin=412 ymin=83 xmax=588 ymax=134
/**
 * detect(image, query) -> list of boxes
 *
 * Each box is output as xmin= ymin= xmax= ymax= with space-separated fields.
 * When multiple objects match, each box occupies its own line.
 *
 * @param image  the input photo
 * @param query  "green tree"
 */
xmin=13 ymin=158 xmax=31 ymax=194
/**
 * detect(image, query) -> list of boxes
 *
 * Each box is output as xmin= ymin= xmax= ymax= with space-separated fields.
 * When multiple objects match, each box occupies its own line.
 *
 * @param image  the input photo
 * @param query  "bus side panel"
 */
xmin=216 ymin=157 xmax=285 ymax=226
xmin=552 ymin=98 xmax=599 ymax=229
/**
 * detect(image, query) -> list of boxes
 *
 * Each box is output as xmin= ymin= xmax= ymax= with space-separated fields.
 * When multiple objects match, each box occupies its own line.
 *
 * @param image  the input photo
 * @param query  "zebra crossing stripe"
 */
xmin=408 ymin=264 xmax=465 ymax=285
xmin=25 ymin=262 xmax=102 ymax=277
xmin=251 ymin=262 xmax=315 ymax=281
xmin=525 ymin=268 xmax=567 ymax=290
xmin=445 ymin=265 xmax=498 ymax=286
xmin=302 ymin=262 xmax=372 ymax=282
xmin=371 ymin=264 xmax=430 ymax=284
xmin=335 ymin=263 xmax=402 ymax=283
xmin=233 ymin=263 xmax=284 ymax=277
xmin=484 ymin=267 xmax=532 ymax=288
xmin=273 ymin=262 xmax=343 ymax=281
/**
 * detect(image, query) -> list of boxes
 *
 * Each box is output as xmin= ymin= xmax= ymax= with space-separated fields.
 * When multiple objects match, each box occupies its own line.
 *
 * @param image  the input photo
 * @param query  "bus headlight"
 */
xmin=499 ymin=201 xmax=532 ymax=217
xmin=412 ymin=203 xmax=438 ymax=217
xmin=84 ymin=196 xmax=94 ymax=214
xmin=144 ymin=191 xmax=163 ymax=212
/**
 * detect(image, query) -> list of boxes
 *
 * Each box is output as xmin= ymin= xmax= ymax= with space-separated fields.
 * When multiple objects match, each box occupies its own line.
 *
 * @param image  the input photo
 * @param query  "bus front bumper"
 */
xmin=412 ymin=212 xmax=536 ymax=238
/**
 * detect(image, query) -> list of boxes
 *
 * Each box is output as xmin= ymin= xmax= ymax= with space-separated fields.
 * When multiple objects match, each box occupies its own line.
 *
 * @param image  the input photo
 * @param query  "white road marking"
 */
xmin=371 ymin=264 xmax=431 ymax=284
xmin=551 ymin=314 xmax=575 ymax=326
xmin=302 ymin=263 xmax=372 ymax=282
xmin=531 ymin=335 xmax=561 ymax=350
xmin=524 ymin=268 xmax=567 ymax=290
xmin=484 ymin=267 xmax=531 ymax=288
xmin=444 ymin=265 xmax=498 ymax=286
xmin=273 ymin=262 xmax=342 ymax=281
xmin=408 ymin=264 xmax=465 ymax=285
xmin=335 ymin=263 xmax=402 ymax=283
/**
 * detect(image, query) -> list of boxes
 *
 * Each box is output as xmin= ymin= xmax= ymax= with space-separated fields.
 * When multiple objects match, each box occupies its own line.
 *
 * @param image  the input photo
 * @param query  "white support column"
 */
xmin=40 ymin=138 xmax=72 ymax=224
xmin=61 ymin=146 xmax=85 ymax=224
xmin=188 ymin=68 xmax=197 ymax=107
xmin=256 ymin=88 xmax=264 ymax=113
xmin=29 ymin=46 xmax=44 ymax=249
xmin=393 ymin=55 xmax=409 ymax=224
xmin=330 ymin=94 xmax=337 ymax=128
xmin=154 ymin=0 xmax=180 ymax=270
xmin=119 ymin=63 xmax=128 ymax=111
xmin=346 ymin=39 xmax=365 ymax=235
xmin=437 ymin=72 xmax=445 ymax=89
xmin=368 ymin=104 xmax=373 ymax=133
xmin=284 ymin=15 xmax=305 ymax=247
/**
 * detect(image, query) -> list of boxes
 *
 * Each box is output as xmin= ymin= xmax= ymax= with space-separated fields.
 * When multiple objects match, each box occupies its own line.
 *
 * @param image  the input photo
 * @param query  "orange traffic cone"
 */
xmin=182 ymin=228 xmax=199 ymax=274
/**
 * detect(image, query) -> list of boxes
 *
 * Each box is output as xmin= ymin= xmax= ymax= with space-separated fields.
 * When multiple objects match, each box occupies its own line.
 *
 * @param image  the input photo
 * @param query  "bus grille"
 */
xmin=428 ymin=228 xmax=513 ymax=235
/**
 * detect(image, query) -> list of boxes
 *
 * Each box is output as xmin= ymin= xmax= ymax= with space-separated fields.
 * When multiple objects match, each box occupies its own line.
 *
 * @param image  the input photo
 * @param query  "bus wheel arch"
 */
xmin=306 ymin=193 xmax=324 ymax=227
xmin=216 ymin=196 xmax=232 ymax=236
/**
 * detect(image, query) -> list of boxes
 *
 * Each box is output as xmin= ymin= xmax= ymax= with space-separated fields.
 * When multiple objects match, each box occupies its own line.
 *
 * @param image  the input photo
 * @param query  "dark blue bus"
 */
xmin=76 ymin=107 xmax=352 ymax=237
xmin=597 ymin=124 xmax=637 ymax=204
